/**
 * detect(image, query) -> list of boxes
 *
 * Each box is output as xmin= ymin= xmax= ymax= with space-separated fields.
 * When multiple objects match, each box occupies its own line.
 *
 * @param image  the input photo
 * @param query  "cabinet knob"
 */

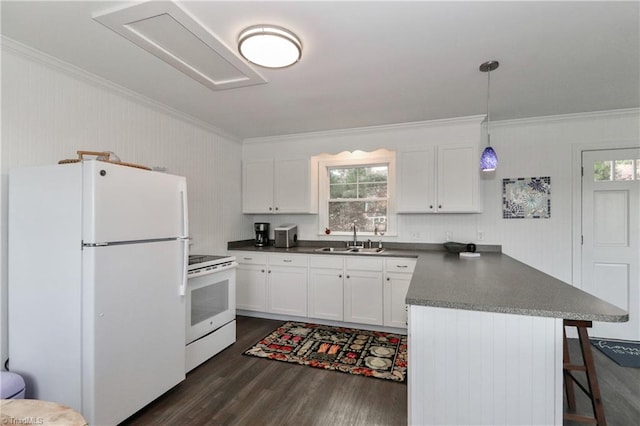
xmin=429 ymin=205 xmax=433 ymax=209
xmin=269 ymin=207 xmax=273 ymax=211
xmin=438 ymin=204 xmax=442 ymax=209
xmin=339 ymin=274 xmax=342 ymax=278
xmin=275 ymin=207 xmax=279 ymax=211
xmin=386 ymin=277 xmax=391 ymax=281
xmin=268 ymin=270 xmax=271 ymax=274
xmin=346 ymin=275 xmax=350 ymax=279
xmin=261 ymin=269 xmax=265 ymax=273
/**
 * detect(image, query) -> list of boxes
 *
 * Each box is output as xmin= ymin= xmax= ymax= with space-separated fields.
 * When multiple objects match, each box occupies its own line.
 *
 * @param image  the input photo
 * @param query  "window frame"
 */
xmin=318 ymin=154 xmax=396 ymax=237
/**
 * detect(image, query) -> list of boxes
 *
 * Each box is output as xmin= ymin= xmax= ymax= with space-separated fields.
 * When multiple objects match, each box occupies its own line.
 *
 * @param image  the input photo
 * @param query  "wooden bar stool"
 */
xmin=563 ymin=319 xmax=606 ymax=425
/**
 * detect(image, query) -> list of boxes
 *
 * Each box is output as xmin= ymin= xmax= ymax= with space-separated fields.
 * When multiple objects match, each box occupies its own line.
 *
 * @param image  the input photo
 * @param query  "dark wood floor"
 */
xmin=123 ymin=316 xmax=407 ymax=426
xmin=564 ymin=337 xmax=640 ymax=426
xmin=123 ymin=316 xmax=639 ymax=426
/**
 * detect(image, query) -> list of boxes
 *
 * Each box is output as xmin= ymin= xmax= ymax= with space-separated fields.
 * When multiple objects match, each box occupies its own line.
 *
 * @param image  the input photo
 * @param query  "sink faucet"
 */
xmin=352 ymin=222 xmax=358 ymax=247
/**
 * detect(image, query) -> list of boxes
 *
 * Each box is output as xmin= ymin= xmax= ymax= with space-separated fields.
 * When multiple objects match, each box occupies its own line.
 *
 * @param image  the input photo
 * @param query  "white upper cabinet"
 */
xmin=397 ymin=142 xmax=481 ymax=213
xmin=242 ymin=158 xmax=318 ymax=214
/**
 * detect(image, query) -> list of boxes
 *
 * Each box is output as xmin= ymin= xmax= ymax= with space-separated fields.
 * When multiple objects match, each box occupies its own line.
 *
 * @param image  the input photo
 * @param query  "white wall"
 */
xmin=0 ymin=39 xmax=252 ymax=368
xmin=244 ymin=109 xmax=640 ymax=284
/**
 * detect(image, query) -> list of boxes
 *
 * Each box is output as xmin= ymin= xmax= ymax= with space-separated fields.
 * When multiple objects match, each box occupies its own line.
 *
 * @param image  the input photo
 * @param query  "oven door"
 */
xmin=186 ymin=266 xmax=236 ymax=344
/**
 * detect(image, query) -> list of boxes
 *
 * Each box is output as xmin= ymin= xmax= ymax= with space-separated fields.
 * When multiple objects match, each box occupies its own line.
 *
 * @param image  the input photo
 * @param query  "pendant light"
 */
xmin=479 ymin=60 xmax=499 ymax=171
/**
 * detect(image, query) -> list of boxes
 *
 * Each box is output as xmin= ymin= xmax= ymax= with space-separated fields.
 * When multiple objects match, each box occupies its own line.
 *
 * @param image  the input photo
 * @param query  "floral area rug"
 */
xmin=243 ymin=321 xmax=407 ymax=382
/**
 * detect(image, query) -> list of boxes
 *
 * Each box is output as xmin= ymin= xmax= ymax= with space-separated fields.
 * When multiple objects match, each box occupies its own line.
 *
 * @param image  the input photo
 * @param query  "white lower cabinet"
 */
xmin=309 ymin=255 xmax=344 ymax=321
xmin=267 ymin=254 xmax=308 ymax=317
xmin=234 ymin=250 xmax=416 ymax=329
xmin=344 ymin=257 xmax=384 ymax=326
xmin=383 ymin=258 xmax=417 ymax=328
xmin=235 ymin=252 xmax=268 ymax=312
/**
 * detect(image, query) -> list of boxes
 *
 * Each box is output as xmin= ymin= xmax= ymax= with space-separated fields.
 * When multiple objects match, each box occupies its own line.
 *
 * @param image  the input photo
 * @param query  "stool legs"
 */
xmin=563 ymin=320 xmax=607 ymax=426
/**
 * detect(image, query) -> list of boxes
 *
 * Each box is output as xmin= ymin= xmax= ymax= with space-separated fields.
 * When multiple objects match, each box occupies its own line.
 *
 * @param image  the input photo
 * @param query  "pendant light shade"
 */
xmin=479 ymin=60 xmax=499 ymax=171
xmin=480 ymin=146 xmax=498 ymax=171
xmin=238 ymin=25 xmax=302 ymax=69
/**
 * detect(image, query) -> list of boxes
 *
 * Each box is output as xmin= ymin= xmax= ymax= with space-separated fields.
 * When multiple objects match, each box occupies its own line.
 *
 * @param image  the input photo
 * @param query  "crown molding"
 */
xmin=1 ymin=36 xmax=241 ymax=143
xmin=491 ymin=108 xmax=640 ymax=128
xmin=243 ymin=114 xmax=486 ymax=144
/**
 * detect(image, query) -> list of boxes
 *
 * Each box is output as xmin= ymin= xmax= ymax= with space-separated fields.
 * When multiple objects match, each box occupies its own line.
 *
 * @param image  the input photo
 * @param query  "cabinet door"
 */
xmin=344 ymin=270 xmax=383 ymax=325
xmin=268 ymin=266 xmax=308 ymax=316
xmin=243 ymin=159 xmax=274 ymax=213
xmin=236 ymin=263 xmax=267 ymax=311
xmin=274 ymin=159 xmax=317 ymax=214
xmin=309 ymin=267 xmax=344 ymax=321
xmin=384 ymin=273 xmax=411 ymax=328
xmin=397 ymin=149 xmax=435 ymax=213
xmin=437 ymin=144 xmax=480 ymax=212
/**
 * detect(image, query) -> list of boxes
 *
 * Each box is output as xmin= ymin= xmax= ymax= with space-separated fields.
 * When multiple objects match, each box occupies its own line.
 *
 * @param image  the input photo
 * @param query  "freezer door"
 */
xmin=82 ymin=240 xmax=186 ymax=425
xmin=83 ymin=161 xmax=188 ymax=243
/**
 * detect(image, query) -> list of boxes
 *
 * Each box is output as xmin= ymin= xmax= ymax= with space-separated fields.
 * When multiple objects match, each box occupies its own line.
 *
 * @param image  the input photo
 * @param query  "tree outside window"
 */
xmin=328 ymin=164 xmax=388 ymax=233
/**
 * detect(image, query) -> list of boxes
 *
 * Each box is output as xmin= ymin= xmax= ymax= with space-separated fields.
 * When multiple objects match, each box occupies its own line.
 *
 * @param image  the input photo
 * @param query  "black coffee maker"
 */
xmin=254 ymin=223 xmax=270 ymax=247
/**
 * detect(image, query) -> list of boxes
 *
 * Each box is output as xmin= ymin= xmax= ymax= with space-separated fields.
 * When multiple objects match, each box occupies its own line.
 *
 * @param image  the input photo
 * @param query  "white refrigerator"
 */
xmin=8 ymin=160 xmax=189 ymax=425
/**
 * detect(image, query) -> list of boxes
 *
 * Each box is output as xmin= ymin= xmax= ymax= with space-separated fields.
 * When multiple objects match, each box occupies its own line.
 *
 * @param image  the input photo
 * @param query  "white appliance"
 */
xmin=185 ymin=255 xmax=236 ymax=372
xmin=8 ymin=160 xmax=189 ymax=426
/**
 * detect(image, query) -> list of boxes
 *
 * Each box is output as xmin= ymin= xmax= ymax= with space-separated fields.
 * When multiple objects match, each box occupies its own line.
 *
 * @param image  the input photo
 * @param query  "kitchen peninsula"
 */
xmin=229 ymin=241 xmax=628 ymax=425
xmin=406 ymin=251 xmax=627 ymax=425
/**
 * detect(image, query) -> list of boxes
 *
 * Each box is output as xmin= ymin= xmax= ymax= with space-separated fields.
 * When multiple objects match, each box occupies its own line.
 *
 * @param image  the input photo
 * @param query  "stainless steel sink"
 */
xmin=314 ymin=246 xmax=385 ymax=254
xmin=314 ymin=247 xmax=354 ymax=253
xmin=348 ymin=247 xmax=385 ymax=254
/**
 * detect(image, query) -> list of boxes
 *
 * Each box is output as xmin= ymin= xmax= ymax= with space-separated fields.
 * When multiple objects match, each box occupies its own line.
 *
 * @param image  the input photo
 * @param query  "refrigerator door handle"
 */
xmin=180 ymin=183 xmax=189 ymax=239
xmin=179 ymin=237 xmax=189 ymax=296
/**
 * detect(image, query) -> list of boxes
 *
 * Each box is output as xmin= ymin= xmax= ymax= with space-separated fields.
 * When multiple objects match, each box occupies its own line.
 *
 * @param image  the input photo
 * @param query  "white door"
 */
xmin=437 ymin=143 xmax=479 ymax=212
xmin=242 ymin=159 xmax=274 ymax=213
xmin=83 ymin=161 xmax=188 ymax=243
xmin=83 ymin=240 xmax=186 ymax=425
xmin=344 ymin=270 xmax=383 ymax=325
xmin=268 ymin=266 xmax=308 ymax=316
xmin=582 ymin=148 xmax=639 ymax=340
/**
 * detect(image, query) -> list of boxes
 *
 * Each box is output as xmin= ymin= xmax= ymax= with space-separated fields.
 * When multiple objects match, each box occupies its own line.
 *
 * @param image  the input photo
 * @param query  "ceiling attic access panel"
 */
xmin=93 ymin=1 xmax=266 ymax=91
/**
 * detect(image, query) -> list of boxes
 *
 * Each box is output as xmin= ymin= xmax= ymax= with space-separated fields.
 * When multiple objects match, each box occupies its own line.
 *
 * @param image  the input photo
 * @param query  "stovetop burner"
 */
xmin=187 ymin=254 xmax=236 ymax=273
xmin=188 ymin=255 xmax=228 ymax=266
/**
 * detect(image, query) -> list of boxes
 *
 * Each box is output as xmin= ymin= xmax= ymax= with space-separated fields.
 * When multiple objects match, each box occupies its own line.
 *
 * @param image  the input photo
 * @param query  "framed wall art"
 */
xmin=502 ymin=177 xmax=551 ymax=219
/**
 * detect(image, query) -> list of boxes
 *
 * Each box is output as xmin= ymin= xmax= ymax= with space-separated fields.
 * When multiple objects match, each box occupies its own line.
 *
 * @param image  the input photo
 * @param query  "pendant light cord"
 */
xmin=486 ymin=67 xmax=491 ymax=147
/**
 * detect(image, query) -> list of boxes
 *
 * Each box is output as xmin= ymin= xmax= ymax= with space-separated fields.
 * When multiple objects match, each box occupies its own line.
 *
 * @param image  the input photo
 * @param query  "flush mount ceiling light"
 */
xmin=238 ymin=25 xmax=302 ymax=69
xmin=479 ymin=60 xmax=499 ymax=172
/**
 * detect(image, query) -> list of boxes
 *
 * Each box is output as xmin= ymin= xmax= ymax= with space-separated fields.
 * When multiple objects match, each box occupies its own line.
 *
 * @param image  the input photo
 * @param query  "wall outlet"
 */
xmin=477 ymin=231 xmax=484 ymax=241
xmin=409 ymin=231 xmax=420 ymax=241
xmin=445 ymin=231 xmax=452 ymax=241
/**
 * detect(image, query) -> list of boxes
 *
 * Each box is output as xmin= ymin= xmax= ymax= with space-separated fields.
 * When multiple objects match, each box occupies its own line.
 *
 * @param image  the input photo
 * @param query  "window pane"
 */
xmin=329 ymin=168 xmax=353 ymax=184
xmin=359 ymin=166 xmax=387 ymax=183
xmin=330 ymin=183 xmax=357 ymax=199
xmin=328 ymin=200 xmax=387 ymax=233
xmin=614 ymin=159 xmax=634 ymax=181
xmin=636 ymin=159 xmax=640 ymax=180
xmin=359 ymin=182 xmax=387 ymax=198
xmin=594 ymin=160 xmax=612 ymax=181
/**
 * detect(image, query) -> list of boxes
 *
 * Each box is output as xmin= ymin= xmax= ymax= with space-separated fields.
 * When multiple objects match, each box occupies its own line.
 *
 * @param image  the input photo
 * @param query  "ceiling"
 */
xmin=2 ymin=1 xmax=638 ymax=140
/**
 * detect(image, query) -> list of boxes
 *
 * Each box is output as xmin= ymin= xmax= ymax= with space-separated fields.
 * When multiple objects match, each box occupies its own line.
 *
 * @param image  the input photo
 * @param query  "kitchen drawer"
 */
xmin=309 ymin=255 xmax=344 ymax=269
xmin=235 ymin=252 xmax=267 ymax=265
xmin=385 ymin=258 xmax=417 ymax=274
xmin=345 ymin=257 xmax=383 ymax=272
xmin=268 ymin=253 xmax=308 ymax=267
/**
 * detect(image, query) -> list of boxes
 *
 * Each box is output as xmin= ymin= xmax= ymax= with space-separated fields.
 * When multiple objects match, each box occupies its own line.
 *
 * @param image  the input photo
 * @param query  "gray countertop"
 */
xmin=407 ymin=251 xmax=627 ymax=322
xmin=228 ymin=241 xmax=628 ymax=322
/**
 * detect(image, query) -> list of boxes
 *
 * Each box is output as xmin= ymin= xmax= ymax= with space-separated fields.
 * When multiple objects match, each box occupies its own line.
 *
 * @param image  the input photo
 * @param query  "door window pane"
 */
xmin=594 ymin=161 xmax=612 ymax=181
xmin=614 ymin=159 xmax=634 ymax=181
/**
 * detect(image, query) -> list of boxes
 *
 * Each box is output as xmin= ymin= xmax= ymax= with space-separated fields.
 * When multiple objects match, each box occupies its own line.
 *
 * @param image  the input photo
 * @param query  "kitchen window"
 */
xmin=318 ymin=151 xmax=396 ymax=236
